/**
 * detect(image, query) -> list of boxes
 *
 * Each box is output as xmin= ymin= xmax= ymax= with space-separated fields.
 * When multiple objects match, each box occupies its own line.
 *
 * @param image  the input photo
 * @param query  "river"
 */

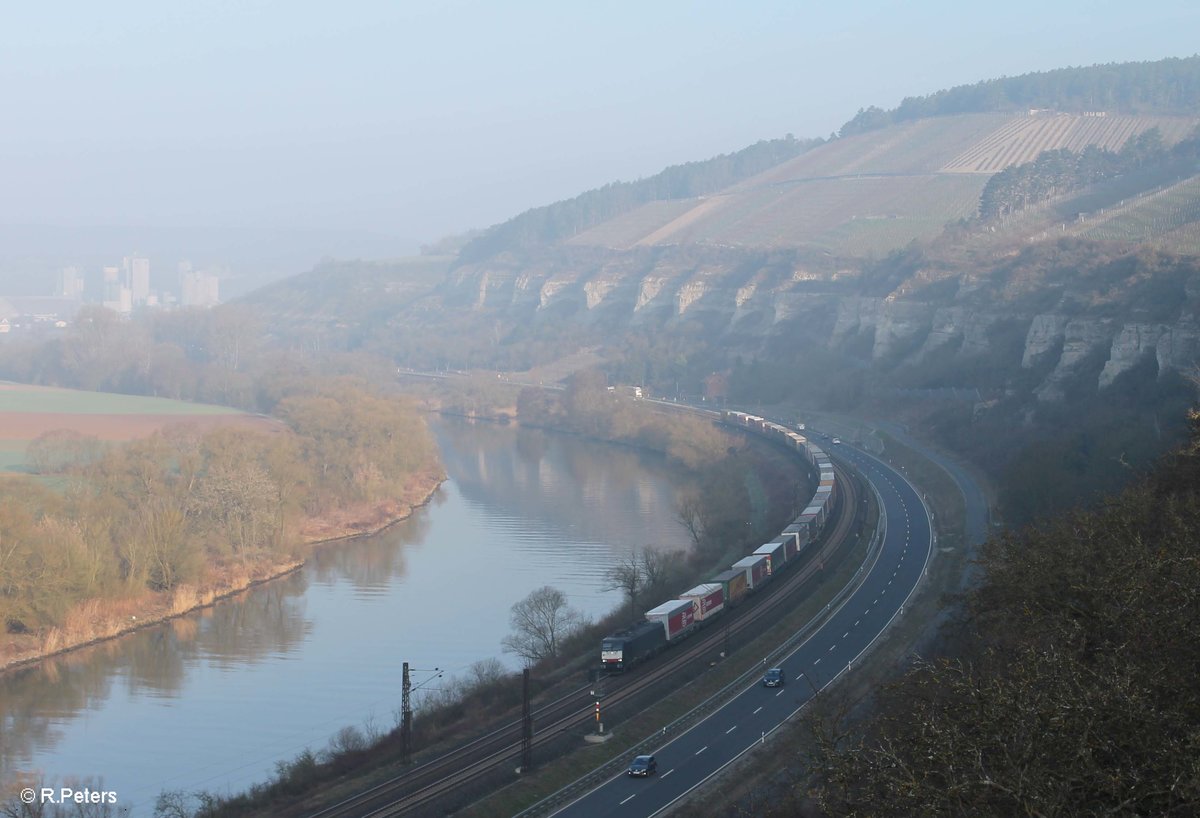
xmin=0 ymin=416 xmax=695 ymax=815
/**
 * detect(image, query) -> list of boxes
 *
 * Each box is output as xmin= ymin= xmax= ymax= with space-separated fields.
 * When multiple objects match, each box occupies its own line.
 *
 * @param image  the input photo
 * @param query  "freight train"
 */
xmin=599 ymin=411 xmax=836 ymax=672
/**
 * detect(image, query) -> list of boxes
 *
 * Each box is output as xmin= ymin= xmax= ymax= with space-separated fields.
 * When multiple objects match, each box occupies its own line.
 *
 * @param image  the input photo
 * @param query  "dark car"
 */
xmin=762 ymin=667 xmax=786 ymax=687
xmin=627 ymin=754 xmax=657 ymax=776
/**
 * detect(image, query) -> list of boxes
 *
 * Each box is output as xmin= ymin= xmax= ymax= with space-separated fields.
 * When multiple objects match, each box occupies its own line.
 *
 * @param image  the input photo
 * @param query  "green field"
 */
xmin=0 ymin=383 xmax=267 ymax=473
xmin=0 ymin=382 xmax=242 ymax=415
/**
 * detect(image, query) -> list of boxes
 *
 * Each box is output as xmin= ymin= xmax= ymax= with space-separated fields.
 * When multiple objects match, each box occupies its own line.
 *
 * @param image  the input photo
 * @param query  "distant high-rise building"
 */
xmin=180 ymin=269 xmax=220 ymax=308
xmin=128 ymin=255 xmax=150 ymax=305
xmin=102 ymin=266 xmax=122 ymax=311
xmin=58 ymin=266 xmax=84 ymax=298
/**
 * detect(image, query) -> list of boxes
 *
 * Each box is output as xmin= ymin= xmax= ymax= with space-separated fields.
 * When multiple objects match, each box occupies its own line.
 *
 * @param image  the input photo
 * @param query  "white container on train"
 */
xmin=679 ymin=583 xmax=725 ymax=620
xmin=644 ymin=598 xmax=697 ymax=641
xmin=731 ymin=554 xmax=770 ymax=589
xmin=753 ymin=539 xmax=788 ymax=575
xmin=782 ymin=524 xmax=809 ymax=554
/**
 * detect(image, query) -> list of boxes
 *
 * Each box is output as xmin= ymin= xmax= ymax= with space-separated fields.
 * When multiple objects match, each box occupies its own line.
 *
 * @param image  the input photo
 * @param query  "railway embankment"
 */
xmin=218 ymin=400 xmax=822 ymax=817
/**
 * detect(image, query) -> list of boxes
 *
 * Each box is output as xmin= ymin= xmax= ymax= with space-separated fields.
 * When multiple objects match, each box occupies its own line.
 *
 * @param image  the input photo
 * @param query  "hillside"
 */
xmin=565 ymin=111 xmax=1196 ymax=255
xmin=839 ymin=54 xmax=1200 ymax=135
xmin=810 ymin=415 xmax=1200 ymax=816
xmin=241 ymin=57 xmax=1200 ymax=524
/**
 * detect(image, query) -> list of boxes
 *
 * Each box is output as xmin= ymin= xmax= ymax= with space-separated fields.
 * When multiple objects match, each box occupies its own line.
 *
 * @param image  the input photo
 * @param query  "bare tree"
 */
xmin=641 ymin=548 xmax=674 ymax=587
xmin=603 ymin=551 xmax=645 ymax=617
xmin=501 ymin=586 xmax=584 ymax=663
xmin=674 ymin=491 xmax=706 ymax=549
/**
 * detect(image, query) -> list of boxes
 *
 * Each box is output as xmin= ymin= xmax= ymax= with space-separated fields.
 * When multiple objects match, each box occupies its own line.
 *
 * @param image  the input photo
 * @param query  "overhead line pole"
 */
xmin=520 ymin=667 xmax=533 ymax=773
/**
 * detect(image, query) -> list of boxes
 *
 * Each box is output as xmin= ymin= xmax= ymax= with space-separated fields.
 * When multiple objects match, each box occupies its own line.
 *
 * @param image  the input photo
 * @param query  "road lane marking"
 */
xmin=753 ymin=706 xmax=763 ymax=714
xmin=814 ymin=658 xmax=821 ymax=665
xmin=843 ymin=632 xmax=849 ymax=638
xmin=663 ymin=769 xmax=674 ymax=778
xmin=828 ymin=644 xmax=835 ymax=651
xmin=726 ymin=725 xmax=737 ymax=734
xmin=776 ymin=689 xmax=784 ymax=697
xmin=621 ymin=794 xmax=636 ymax=805
xmin=696 ymin=746 xmax=708 ymax=755
xmin=854 ymin=619 xmax=860 ymax=626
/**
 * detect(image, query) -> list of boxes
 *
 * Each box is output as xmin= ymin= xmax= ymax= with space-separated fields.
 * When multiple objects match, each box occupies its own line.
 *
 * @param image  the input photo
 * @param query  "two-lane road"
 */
xmin=550 ymin=437 xmax=932 ymax=818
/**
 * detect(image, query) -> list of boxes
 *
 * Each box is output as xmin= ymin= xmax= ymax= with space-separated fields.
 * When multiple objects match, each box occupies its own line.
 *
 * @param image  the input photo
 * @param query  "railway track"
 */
xmin=305 ymin=459 xmax=863 ymax=818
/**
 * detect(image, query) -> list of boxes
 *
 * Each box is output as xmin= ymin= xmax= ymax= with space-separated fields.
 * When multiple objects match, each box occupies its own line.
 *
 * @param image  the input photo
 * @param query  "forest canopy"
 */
xmin=841 ymin=55 xmax=1200 ymax=136
xmin=812 ymin=411 xmax=1200 ymax=816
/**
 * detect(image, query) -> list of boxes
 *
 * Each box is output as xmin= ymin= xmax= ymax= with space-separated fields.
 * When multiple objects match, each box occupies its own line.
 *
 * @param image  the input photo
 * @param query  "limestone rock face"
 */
xmin=1022 ymin=314 xmax=1071 ymax=368
xmin=914 ymin=307 xmax=998 ymax=360
xmin=584 ymin=279 xmax=617 ymax=309
xmin=631 ymin=275 xmax=663 ymax=312
xmin=872 ymin=300 xmax=938 ymax=360
xmin=676 ymin=280 xmax=708 ymax=315
xmin=1035 ymin=319 xmax=1116 ymax=402
xmin=831 ymin=298 xmax=885 ymax=347
xmin=1157 ymin=319 xmax=1200 ymax=374
xmin=436 ymin=244 xmax=1200 ymax=401
xmin=1098 ymin=323 xmax=1169 ymax=387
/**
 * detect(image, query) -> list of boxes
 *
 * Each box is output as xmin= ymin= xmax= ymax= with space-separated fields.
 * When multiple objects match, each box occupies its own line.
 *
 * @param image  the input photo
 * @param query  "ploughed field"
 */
xmin=0 ymin=382 xmax=279 ymax=472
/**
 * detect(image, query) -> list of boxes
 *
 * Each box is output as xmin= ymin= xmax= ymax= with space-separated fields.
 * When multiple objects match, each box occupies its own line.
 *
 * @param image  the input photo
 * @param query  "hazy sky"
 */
xmin=3 ymin=0 xmax=1198 ymax=250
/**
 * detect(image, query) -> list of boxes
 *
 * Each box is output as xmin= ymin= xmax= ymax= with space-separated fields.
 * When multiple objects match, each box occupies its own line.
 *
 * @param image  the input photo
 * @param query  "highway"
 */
xmin=549 ymin=434 xmax=933 ymax=818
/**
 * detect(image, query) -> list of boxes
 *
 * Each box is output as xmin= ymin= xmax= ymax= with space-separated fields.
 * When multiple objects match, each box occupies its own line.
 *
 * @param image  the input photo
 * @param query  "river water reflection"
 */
xmin=0 ymin=417 xmax=695 ymax=814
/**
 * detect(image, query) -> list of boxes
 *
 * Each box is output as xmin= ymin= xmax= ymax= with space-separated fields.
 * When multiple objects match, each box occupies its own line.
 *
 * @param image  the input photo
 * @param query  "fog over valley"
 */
xmin=3 ymin=3 xmax=1200 ymax=817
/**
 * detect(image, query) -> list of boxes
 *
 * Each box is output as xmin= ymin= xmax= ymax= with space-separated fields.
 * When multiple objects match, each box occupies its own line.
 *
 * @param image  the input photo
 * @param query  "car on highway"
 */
xmin=627 ymin=754 xmax=657 ymax=777
xmin=832 ymin=437 xmax=841 ymax=444
xmin=762 ymin=667 xmax=786 ymax=687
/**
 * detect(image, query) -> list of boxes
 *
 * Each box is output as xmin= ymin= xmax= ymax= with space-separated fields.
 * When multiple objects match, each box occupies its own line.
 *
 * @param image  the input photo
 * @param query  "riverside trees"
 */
xmin=0 ymin=381 xmax=439 ymax=643
xmin=501 ymin=586 xmax=585 ymax=663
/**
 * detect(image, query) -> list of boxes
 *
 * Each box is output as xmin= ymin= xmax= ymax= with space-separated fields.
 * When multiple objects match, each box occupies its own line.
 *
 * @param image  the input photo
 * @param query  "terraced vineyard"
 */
xmin=643 ymin=174 xmax=985 ymax=251
xmin=564 ymin=199 xmax=698 ymax=248
xmin=738 ymin=113 xmax=1009 ymax=184
xmin=567 ymin=111 xmax=1200 ymax=257
xmin=1076 ymin=175 xmax=1200 ymax=254
xmin=942 ymin=113 xmax=1198 ymax=172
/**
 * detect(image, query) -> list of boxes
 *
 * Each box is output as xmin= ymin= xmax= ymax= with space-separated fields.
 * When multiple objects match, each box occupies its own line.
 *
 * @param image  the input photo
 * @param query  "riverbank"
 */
xmin=0 ymin=468 xmax=445 ymax=675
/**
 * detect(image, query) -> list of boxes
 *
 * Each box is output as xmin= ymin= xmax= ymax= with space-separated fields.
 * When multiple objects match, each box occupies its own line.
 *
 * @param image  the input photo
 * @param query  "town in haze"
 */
xmin=2 ymin=3 xmax=1200 ymax=817
xmin=0 ymin=256 xmax=220 ymax=338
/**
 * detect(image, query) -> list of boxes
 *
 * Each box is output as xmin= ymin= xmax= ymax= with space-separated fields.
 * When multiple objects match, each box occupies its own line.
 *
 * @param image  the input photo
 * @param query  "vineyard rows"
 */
xmin=1076 ymin=176 xmax=1200 ymax=253
xmin=942 ymin=114 xmax=1198 ymax=173
xmin=569 ymin=112 xmax=1199 ymax=257
xmin=567 ymin=198 xmax=698 ymax=248
xmin=736 ymin=114 xmax=1007 ymax=189
xmin=635 ymin=174 xmax=984 ymax=253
